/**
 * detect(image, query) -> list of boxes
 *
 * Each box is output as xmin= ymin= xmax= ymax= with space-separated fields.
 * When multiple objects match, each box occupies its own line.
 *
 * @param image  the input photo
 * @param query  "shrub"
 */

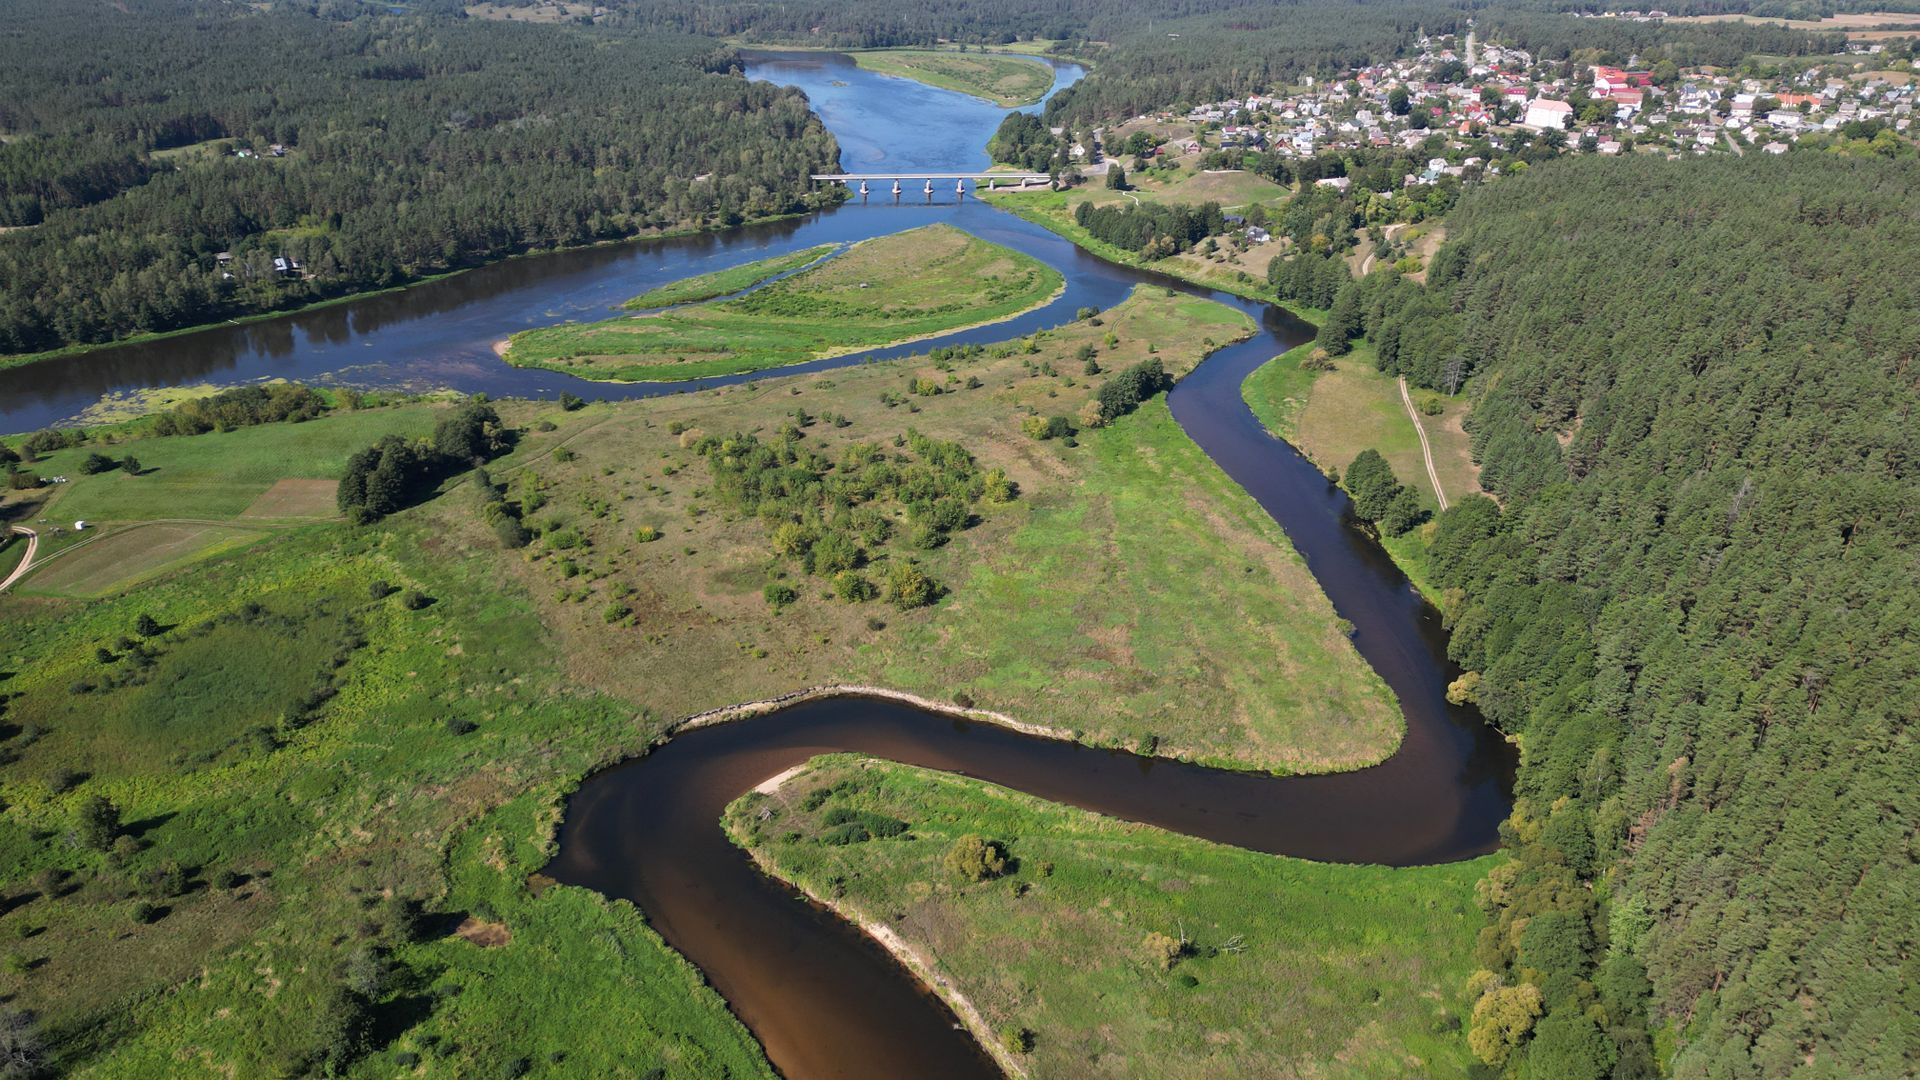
xmin=399 ymin=590 xmax=431 ymax=610
xmin=130 ymin=901 xmax=160 ymax=925
xmin=883 ymin=562 xmax=937 ymax=609
xmin=1141 ymin=930 xmax=1187 ymax=970
xmin=0 ymin=1009 xmax=44 ymax=1079
xmin=763 ymin=583 xmax=797 ymax=609
xmin=492 ymin=515 xmax=531 ymax=549
xmin=120 ymin=455 xmax=142 ymax=475
xmin=603 ymin=601 xmax=633 ymax=623
xmin=830 ymin=571 xmax=875 ymax=602
xmin=1001 ymin=1026 xmax=1035 ymax=1054
xmin=79 ymin=452 xmax=114 ymax=475
xmin=368 ymin=580 xmax=395 ymax=600
xmin=943 ymin=835 xmax=1008 ymax=882
xmin=73 ymin=795 xmax=120 ymax=851
xmin=445 ymin=717 xmax=478 ymax=736
xmin=212 ymin=869 xmax=243 ymax=891
xmin=634 ymin=525 xmax=660 ymax=543
xmin=134 ymin=613 xmax=160 ymax=637
xmin=1020 ymin=414 xmax=1071 ymax=441
xmin=552 ymin=446 xmax=576 ymax=463
xmin=559 ymin=393 xmax=585 ymax=412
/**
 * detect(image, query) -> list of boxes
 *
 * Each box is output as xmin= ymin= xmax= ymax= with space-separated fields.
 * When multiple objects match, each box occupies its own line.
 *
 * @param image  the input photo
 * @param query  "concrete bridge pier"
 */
xmin=956 ymin=178 xmax=966 ymax=199
xmin=891 ymin=180 xmax=901 ymax=199
xmin=922 ymin=178 xmax=934 ymax=198
xmin=858 ymin=180 xmax=869 ymax=198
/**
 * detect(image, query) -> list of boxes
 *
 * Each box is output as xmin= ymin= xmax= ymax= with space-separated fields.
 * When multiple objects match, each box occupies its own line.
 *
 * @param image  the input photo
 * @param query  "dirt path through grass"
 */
xmin=0 ymin=525 xmax=37 ymax=591
xmin=1399 ymin=375 xmax=1449 ymax=511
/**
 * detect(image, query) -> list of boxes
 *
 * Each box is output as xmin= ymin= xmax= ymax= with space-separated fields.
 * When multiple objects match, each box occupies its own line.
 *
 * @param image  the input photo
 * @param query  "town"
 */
xmin=1091 ymin=25 xmax=1915 ymax=178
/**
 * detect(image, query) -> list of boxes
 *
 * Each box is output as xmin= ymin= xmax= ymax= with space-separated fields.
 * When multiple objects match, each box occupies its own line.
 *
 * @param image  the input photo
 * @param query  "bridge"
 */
xmin=810 ymin=172 xmax=1054 ymax=195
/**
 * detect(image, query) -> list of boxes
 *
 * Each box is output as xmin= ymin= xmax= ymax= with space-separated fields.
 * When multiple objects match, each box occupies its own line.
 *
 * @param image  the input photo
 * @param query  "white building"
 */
xmin=1524 ymin=99 xmax=1574 ymax=130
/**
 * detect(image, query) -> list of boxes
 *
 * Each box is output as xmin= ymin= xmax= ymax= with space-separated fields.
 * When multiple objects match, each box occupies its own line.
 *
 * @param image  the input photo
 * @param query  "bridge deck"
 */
xmin=810 ymin=173 xmax=1051 ymax=181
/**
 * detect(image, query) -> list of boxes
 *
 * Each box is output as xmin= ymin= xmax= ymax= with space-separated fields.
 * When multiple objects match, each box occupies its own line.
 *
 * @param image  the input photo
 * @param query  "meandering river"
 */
xmin=3 ymin=53 xmax=1515 ymax=1077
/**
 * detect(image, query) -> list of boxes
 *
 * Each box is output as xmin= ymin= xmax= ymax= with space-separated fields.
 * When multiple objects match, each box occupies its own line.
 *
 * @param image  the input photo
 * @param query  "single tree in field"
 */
xmin=74 ymin=795 xmax=121 ymax=851
xmin=1106 ymin=163 xmax=1127 ymax=190
xmin=134 ymin=613 xmax=160 ymax=637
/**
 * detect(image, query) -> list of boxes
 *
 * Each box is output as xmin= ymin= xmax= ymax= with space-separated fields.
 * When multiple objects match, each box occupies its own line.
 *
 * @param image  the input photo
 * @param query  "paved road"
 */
xmin=0 ymin=526 xmax=38 ymax=592
xmin=1399 ymin=376 xmax=1450 ymax=512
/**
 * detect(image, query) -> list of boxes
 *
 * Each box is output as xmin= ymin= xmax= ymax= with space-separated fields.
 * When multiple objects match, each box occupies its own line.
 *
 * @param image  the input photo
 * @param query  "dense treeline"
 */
xmin=1343 ymin=449 xmax=1423 ymax=535
xmin=1072 ymin=200 xmax=1227 ymax=257
xmin=0 ymin=0 xmax=840 ymax=355
xmin=1406 ymin=155 xmax=1918 ymax=1077
xmin=149 ymin=385 xmax=331 ymax=437
xmin=986 ymin=114 xmax=1072 ymax=172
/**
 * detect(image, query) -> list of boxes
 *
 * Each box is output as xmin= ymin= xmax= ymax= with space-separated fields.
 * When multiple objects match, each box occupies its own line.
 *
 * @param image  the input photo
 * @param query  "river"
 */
xmin=4 ymin=52 xmax=1515 ymax=1078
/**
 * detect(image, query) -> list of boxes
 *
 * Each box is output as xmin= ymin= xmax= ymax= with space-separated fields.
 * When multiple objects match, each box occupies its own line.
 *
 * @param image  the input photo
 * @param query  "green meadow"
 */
xmin=851 ymin=50 xmax=1055 ymax=106
xmin=504 ymin=224 xmax=1062 ymax=381
xmin=0 ymin=286 xmax=1472 ymax=1073
xmin=621 ymin=243 xmax=839 ymax=309
xmin=727 ymin=756 xmax=1494 ymax=1078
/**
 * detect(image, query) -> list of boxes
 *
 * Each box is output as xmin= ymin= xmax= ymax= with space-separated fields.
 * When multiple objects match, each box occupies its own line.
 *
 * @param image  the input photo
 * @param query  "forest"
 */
xmin=1357 ymin=154 xmax=1918 ymax=1077
xmin=0 ymin=0 xmax=841 ymax=355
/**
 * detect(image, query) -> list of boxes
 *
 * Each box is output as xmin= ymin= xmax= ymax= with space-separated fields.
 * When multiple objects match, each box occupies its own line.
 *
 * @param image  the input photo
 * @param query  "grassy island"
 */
xmin=851 ymin=49 xmax=1055 ymax=107
xmin=502 ymin=224 xmax=1063 ymax=382
xmin=727 ymin=755 xmax=1493 ymax=1078
xmin=621 ymin=243 xmax=840 ymax=310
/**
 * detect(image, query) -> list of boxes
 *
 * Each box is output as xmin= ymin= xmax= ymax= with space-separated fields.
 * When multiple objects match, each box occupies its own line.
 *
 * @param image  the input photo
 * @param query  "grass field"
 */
xmin=851 ymin=49 xmax=1056 ymax=106
xmin=0 ymin=286 xmax=1432 ymax=1071
xmin=503 ymin=225 xmax=1063 ymax=381
xmin=1241 ymin=342 xmax=1480 ymax=598
xmin=17 ymin=523 xmax=268 ymax=599
xmin=0 ymin=404 xmax=445 ymax=595
xmin=12 ymin=405 xmax=443 ymax=523
xmin=621 ymin=243 xmax=839 ymax=309
xmin=471 ymin=288 xmax=1399 ymax=772
xmin=0 ymin=521 xmax=772 ymax=1077
xmin=727 ymin=756 xmax=1494 ymax=1078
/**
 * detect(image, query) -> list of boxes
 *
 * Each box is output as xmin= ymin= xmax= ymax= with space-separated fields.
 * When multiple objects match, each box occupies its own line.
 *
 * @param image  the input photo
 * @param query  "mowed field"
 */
xmin=728 ymin=756 xmax=1493 ymax=1078
xmin=3 ymin=404 xmax=443 ymax=596
xmin=18 ymin=523 xmax=267 ymax=599
xmin=851 ymin=49 xmax=1056 ymax=106
xmin=1242 ymin=342 xmax=1480 ymax=596
xmin=503 ymin=224 xmax=1063 ymax=381
xmin=464 ymin=287 xmax=1400 ymax=772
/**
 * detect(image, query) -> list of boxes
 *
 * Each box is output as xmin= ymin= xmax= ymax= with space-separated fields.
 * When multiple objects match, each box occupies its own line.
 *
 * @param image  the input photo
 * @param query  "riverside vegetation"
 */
xmin=849 ymin=49 xmax=1057 ymax=107
xmin=726 ymin=755 xmax=1496 ymax=1077
xmin=0 ymin=285 xmax=1418 ymax=1072
xmin=502 ymin=225 xmax=1063 ymax=382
